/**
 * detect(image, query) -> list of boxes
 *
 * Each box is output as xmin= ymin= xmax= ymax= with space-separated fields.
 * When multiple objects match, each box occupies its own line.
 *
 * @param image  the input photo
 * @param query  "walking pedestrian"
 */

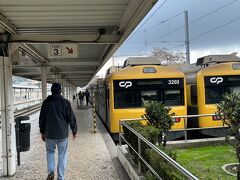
xmin=39 ymin=82 xmax=77 ymax=180
xmin=85 ymin=89 xmax=90 ymax=106
xmin=78 ymin=91 xmax=84 ymax=105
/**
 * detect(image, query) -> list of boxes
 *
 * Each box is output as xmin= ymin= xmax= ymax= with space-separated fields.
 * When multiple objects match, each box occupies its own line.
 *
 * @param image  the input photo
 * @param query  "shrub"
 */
xmin=122 ymin=101 xmax=178 ymax=179
xmin=217 ymin=93 xmax=240 ymax=179
xmin=142 ymin=101 xmax=175 ymax=147
xmin=123 ymin=121 xmax=184 ymax=179
xmin=145 ymin=147 xmax=185 ymax=180
xmin=123 ymin=121 xmax=160 ymax=162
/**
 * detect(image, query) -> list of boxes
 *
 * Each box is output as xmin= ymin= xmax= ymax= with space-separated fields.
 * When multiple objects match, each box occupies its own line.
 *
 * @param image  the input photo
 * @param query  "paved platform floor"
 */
xmin=0 ymin=103 xmax=128 ymax=180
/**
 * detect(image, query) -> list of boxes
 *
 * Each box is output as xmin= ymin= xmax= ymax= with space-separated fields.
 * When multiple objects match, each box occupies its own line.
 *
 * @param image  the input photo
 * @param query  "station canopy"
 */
xmin=0 ymin=0 xmax=157 ymax=87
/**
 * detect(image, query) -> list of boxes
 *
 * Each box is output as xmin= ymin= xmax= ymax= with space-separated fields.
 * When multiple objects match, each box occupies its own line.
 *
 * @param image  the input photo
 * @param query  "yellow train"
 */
xmin=179 ymin=53 xmax=240 ymax=136
xmin=95 ymin=57 xmax=187 ymax=141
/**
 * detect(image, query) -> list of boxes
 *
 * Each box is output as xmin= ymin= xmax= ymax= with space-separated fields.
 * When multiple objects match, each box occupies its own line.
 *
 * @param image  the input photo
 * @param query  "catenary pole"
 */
xmin=184 ymin=10 xmax=190 ymax=64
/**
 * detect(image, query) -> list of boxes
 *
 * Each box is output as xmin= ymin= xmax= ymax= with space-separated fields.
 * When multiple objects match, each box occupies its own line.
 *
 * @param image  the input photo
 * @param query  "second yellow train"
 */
xmin=179 ymin=53 xmax=240 ymax=137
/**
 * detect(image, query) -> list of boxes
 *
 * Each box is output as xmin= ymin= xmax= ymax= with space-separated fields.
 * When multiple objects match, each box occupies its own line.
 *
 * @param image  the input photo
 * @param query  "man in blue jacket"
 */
xmin=39 ymin=83 xmax=77 ymax=180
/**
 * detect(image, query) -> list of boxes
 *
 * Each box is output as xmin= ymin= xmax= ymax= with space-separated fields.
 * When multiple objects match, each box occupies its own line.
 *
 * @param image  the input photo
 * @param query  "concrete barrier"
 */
xmin=117 ymin=145 xmax=145 ymax=180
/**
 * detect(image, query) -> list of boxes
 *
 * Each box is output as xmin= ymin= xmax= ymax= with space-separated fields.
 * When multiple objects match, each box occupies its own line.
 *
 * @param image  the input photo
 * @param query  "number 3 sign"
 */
xmin=50 ymin=45 xmax=62 ymax=56
xmin=48 ymin=44 xmax=78 ymax=58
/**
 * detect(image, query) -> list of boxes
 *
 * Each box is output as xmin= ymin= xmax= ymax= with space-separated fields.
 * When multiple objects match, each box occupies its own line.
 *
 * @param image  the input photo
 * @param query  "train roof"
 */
xmin=107 ymin=65 xmax=184 ymax=80
xmin=178 ymin=53 xmax=240 ymax=74
xmin=196 ymin=53 xmax=240 ymax=66
xmin=123 ymin=57 xmax=161 ymax=67
xmin=199 ymin=62 xmax=240 ymax=74
xmin=177 ymin=63 xmax=202 ymax=74
xmin=106 ymin=66 xmax=122 ymax=76
xmin=178 ymin=57 xmax=240 ymax=84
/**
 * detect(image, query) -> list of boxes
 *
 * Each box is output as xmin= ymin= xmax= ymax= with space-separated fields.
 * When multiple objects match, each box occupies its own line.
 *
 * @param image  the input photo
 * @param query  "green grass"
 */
xmin=174 ymin=145 xmax=238 ymax=180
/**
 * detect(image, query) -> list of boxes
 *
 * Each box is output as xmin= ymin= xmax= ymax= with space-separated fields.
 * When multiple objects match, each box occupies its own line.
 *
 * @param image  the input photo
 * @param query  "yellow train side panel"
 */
xmin=197 ymin=62 xmax=240 ymax=128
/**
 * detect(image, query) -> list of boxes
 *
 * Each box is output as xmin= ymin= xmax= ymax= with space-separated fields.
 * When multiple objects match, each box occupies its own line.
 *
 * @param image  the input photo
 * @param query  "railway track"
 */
xmin=14 ymin=104 xmax=41 ymax=117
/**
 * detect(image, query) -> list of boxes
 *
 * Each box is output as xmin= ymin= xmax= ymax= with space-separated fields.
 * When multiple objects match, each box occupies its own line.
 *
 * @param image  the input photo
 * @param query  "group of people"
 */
xmin=73 ymin=89 xmax=90 ymax=106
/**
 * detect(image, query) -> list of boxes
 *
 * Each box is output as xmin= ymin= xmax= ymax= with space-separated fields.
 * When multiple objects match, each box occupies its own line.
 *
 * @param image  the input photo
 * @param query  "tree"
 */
xmin=142 ymin=101 xmax=175 ymax=147
xmin=217 ymin=93 xmax=240 ymax=179
xmin=151 ymin=48 xmax=185 ymax=64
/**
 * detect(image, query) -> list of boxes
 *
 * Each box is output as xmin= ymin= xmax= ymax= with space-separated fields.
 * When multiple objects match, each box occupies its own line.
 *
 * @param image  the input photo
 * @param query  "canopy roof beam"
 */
xmin=10 ymin=34 xmax=121 ymax=44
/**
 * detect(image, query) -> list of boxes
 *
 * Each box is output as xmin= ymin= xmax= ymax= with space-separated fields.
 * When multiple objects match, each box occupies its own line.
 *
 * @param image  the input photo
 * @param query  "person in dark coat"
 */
xmin=39 ymin=82 xmax=77 ymax=180
xmin=85 ymin=89 xmax=90 ymax=106
xmin=78 ymin=91 xmax=84 ymax=105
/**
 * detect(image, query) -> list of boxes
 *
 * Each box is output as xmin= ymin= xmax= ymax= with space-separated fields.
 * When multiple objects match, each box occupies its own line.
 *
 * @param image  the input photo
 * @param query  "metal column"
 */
xmin=13 ymin=88 xmax=15 ymax=101
xmin=0 ymin=56 xmax=16 ymax=176
xmin=69 ymin=85 xmax=72 ymax=102
xmin=61 ymin=79 xmax=65 ymax=98
xmin=68 ymin=85 xmax=71 ymax=101
xmin=41 ymin=66 xmax=47 ymax=100
xmin=66 ymin=82 xmax=69 ymax=100
xmin=54 ymin=73 xmax=59 ymax=83
xmin=184 ymin=10 xmax=190 ymax=64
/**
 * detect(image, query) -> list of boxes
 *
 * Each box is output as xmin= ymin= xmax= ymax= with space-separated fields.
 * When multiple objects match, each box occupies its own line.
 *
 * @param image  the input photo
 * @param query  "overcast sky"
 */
xmin=97 ymin=0 xmax=240 ymax=76
xmin=117 ymin=0 xmax=240 ymax=61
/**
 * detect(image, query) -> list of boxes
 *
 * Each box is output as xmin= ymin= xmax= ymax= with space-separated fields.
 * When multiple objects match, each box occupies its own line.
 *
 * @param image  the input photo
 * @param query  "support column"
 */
xmin=70 ymin=85 xmax=73 ymax=102
xmin=66 ymin=81 xmax=69 ymax=100
xmin=68 ymin=85 xmax=71 ymax=100
xmin=41 ymin=66 xmax=47 ymax=100
xmin=13 ymin=88 xmax=15 ymax=101
xmin=55 ymin=73 xmax=59 ymax=83
xmin=68 ymin=85 xmax=71 ymax=101
xmin=0 ymin=55 xmax=16 ymax=176
xmin=61 ymin=78 xmax=65 ymax=98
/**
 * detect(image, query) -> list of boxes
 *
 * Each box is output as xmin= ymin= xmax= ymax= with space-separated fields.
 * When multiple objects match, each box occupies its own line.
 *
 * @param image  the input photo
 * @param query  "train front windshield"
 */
xmin=113 ymin=78 xmax=184 ymax=109
xmin=205 ymin=75 xmax=240 ymax=104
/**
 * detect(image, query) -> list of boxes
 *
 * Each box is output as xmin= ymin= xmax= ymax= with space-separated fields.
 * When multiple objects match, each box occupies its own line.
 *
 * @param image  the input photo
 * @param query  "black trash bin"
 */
xmin=20 ymin=123 xmax=31 ymax=152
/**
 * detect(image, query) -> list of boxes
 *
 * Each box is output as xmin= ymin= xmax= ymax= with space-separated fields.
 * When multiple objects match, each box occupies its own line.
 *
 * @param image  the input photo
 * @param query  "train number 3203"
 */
xmin=168 ymin=79 xmax=180 ymax=85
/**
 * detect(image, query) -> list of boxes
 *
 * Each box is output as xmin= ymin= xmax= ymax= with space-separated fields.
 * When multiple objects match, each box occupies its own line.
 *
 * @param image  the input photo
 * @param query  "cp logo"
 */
xmin=210 ymin=77 xmax=223 ymax=84
xmin=119 ymin=81 xmax=132 ymax=88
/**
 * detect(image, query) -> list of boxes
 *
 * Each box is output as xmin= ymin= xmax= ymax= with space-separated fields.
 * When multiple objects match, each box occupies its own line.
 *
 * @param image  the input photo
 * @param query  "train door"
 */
xmin=105 ymin=82 xmax=110 ymax=127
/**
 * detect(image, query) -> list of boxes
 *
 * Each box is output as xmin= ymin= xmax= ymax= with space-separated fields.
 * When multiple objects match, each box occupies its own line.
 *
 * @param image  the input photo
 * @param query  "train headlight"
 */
xmin=232 ymin=63 xmax=240 ymax=70
xmin=143 ymin=67 xmax=156 ymax=73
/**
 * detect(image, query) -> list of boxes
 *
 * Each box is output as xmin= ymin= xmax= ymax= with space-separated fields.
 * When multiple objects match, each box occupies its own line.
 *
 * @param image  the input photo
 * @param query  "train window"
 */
xmin=164 ymin=89 xmax=183 ymax=106
xmin=205 ymin=87 xmax=230 ymax=104
xmin=114 ymin=90 xmax=140 ymax=108
xmin=206 ymin=85 xmax=240 ymax=104
xmin=114 ymin=88 xmax=184 ymax=108
xmin=228 ymin=76 xmax=240 ymax=81
xmin=114 ymin=79 xmax=184 ymax=108
xmin=230 ymin=86 xmax=240 ymax=94
xmin=140 ymin=90 xmax=161 ymax=105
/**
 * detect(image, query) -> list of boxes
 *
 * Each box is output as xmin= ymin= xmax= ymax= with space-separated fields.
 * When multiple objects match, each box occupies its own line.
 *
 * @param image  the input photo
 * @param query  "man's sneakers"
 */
xmin=46 ymin=172 xmax=54 ymax=180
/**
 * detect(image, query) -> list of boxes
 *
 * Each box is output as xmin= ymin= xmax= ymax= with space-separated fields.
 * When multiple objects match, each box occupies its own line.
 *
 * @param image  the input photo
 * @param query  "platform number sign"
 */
xmin=48 ymin=44 xmax=78 ymax=58
xmin=50 ymin=45 xmax=62 ymax=56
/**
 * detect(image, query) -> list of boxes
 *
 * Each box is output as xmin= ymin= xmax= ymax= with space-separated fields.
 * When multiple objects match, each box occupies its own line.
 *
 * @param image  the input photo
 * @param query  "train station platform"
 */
xmin=0 ymin=102 xmax=129 ymax=180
